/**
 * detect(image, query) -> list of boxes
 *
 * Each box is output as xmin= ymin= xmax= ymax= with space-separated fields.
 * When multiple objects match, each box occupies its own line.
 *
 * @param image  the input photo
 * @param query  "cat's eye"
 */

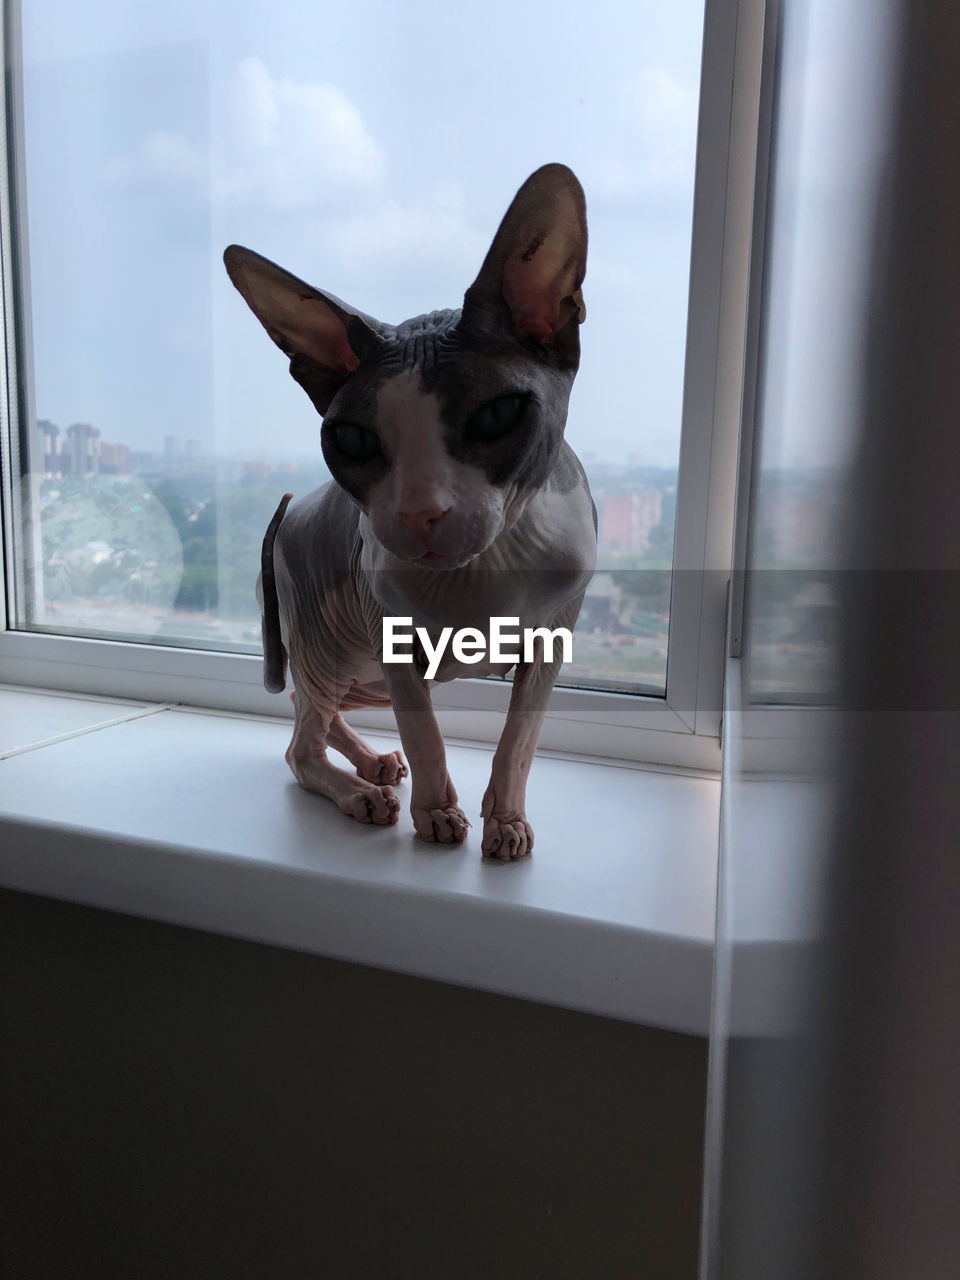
xmin=330 ymin=422 xmax=381 ymax=461
xmin=465 ymin=393 xmax=528 ymax=441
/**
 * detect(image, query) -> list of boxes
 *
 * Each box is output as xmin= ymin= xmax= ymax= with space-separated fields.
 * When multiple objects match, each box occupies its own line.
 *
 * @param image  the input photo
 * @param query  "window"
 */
xmin=736 ymin=0 xmax=896 ymax=710
xmin=0 ymin=0 xmax=764 ymax=768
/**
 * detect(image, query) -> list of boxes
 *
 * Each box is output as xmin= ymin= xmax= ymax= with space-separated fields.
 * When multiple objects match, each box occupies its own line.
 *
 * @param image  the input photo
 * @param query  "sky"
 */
xmin=21 ymin=0 xmax=707 ymax=468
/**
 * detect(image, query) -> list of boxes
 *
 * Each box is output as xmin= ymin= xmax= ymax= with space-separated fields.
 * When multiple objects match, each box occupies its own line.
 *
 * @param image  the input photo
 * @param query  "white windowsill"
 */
xmin=0 ymin=685 xmax=721 ymax=1035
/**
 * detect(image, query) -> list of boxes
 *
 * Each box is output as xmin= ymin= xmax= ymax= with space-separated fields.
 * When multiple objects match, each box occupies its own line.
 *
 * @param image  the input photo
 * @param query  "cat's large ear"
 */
xmin=459 ymin=164 xmax=587 ymax=367
xmin=223 ymin=246 xmax=383 ymax=414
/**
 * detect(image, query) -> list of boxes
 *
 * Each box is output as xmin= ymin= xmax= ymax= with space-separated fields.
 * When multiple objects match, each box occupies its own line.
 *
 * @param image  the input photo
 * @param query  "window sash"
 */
xmin=0 ymin=0 xmax=767 ymax=771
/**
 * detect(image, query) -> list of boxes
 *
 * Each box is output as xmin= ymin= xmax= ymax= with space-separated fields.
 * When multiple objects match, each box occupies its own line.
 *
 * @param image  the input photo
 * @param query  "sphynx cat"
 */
xmin=224 ymin=163 xmax=596 ymax=860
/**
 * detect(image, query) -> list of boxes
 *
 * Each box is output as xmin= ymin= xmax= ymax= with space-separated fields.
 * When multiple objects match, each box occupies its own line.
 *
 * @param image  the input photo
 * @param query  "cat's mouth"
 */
xmin=413 ymin=547 xmax=482 ymax=570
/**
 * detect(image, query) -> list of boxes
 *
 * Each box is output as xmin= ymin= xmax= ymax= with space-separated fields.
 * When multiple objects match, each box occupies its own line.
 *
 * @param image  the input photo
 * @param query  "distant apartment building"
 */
xmin=599 ymin=488 xmax=663 ymax=553
xmin=66 ymin=423 xmax=101 ymax=475
xmin=36 ymin=419 xmax=62 ymax=477
xmin=164 ymin=435 xmax=181 ymax=464
xmin=99 ymin=441 xmax=131 ymax=475
xmin=130 ymin=450 xmax=160 ymax=471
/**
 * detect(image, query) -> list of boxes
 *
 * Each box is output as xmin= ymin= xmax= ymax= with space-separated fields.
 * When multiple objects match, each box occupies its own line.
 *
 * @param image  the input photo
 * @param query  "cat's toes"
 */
xmin=356 ymin=750 xmax=408 ymax=787
xmin=412 ymin=803 xmax=470 ymax=844
xmin=340 ymin=783 xmax=400 ymax=826
xmin=482 ymin=813 xmax=534 ymax=861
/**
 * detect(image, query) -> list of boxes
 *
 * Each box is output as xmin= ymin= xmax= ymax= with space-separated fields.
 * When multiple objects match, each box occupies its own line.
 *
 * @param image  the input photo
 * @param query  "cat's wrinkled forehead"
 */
xmin=330 ymin=307 xmax=568 ymax=430
xmin=376 ymin=309 xmax=462 ymax=385
xmin=324 ymin=308 xmax=453 ymax=421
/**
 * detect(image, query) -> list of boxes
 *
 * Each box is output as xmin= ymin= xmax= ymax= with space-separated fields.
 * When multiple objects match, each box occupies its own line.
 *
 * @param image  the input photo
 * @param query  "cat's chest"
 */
xmin=372 ymin=565 xmax=562 ymax=682
xmin=365 ymin=527 xmax=587 ymax=630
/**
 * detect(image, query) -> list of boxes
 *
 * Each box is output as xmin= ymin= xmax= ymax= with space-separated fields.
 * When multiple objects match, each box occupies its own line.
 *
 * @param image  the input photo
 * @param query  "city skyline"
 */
xmin=32 ymin=415 xmax=687 ymax=475
xmin=32 ymin=413 xmax=684 ymax=558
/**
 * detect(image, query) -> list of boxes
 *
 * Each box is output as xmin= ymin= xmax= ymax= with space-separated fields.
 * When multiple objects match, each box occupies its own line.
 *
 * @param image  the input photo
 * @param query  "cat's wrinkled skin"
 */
xmin=225 ymin=164 xmax=596 ymax=860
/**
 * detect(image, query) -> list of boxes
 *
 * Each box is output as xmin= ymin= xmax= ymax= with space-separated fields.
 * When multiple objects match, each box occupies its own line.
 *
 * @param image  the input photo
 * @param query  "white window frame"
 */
xmin=0 ymin=0 xmax=767 ymax=773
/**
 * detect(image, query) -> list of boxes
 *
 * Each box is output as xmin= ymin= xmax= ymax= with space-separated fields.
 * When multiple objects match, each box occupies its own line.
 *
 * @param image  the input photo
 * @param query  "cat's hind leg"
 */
xmin=286 ymin=691 xmax=400 ymax=826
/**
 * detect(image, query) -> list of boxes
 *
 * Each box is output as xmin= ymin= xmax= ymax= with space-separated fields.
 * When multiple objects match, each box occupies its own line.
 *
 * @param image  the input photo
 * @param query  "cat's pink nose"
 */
xmin=398 ymin=505 xmax=449 ymax=543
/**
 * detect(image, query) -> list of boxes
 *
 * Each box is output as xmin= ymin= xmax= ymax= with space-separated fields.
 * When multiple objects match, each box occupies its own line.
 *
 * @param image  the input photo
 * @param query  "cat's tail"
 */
xmin=259 ymin=492 xmax=293 ymax=693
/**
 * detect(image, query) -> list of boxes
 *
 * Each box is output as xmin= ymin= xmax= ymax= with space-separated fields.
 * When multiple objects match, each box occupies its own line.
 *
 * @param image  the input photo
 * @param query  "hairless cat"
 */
xmin=224 ymin=164 xmax=596 ymax=860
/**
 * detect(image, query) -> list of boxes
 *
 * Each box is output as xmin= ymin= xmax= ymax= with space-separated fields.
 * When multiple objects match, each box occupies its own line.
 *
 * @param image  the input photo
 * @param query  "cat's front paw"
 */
xmin=339 ymin=782 xmax=401 ymax=826
xmin=411 ymin=802 xmax=470 ymax=844
xmin=481 ymin=812 xmax=534 ymax=861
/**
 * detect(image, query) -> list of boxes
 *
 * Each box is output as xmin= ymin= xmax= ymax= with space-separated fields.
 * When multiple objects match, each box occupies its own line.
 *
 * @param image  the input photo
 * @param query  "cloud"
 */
xmin=213 ymin=57 xmax=384 ymax=209
xmin=325 ymin=182 xmax=487 ymax=287
xmin=103 ymin=59 xmax=489 ymax=303
xmin=104 ymin=57 xmax=383 ymax=211
xmin=103 ymin=130 xmax=206 ymax=189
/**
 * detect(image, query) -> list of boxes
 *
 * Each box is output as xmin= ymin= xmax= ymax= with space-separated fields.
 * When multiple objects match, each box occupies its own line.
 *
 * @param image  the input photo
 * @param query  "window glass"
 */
xmin=743 ymin=0 xmax=893 ymax=703
xmin=15 ymin=0 xmax=705 ymax=694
